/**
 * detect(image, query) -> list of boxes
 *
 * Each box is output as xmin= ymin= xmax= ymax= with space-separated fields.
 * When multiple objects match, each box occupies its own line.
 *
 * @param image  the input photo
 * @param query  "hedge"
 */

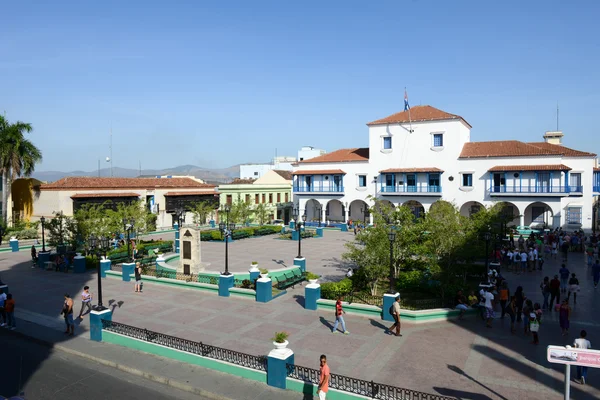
xmin=320 ymin=278 xmax=353 ymax=300
xmin=199 ymin=225 xmax=282 ymax=241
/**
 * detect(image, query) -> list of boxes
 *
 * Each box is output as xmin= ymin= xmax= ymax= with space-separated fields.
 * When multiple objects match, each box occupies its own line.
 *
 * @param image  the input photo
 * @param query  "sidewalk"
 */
xmin=11 ymin=310 xmax=300 ymax=400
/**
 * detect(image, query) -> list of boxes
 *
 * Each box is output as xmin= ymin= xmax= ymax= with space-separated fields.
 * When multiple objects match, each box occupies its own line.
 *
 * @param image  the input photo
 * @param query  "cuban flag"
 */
xmin=404 ymin=88 xmax=410 ymax=111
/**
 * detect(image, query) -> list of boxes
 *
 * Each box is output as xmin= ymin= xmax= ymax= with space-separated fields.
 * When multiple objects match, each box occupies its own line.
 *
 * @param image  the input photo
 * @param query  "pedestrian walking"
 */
xmin=559 ymin=264 xmax=570 ymax=293
xmin=505 ymin=296 xmax=517 ymax=334
xmin=568 ymin=274 xmax=580 ymax=304
xmin=4 ymin=293 xmax=15 ymax=330
xmin=0 ymin=290 xmax=6 ymax=327
xmin=317 ymin=355 xmax=330 ymax=400
xmin=482 ymin=286 xmax=495 ymax=328
xmin=540 ymin=276 xmax=550 ymax=310
xmin=520 ymin=250 xmax=528 ymax=274
xmin=514 ymin=286 xmax=525 ymax=322
xmin=523 ymin=299 xmax=533 ymax=335
xmin=332 ymin=296 xmax=349 ymax=334
xmin=559 ymin=299 xmax=571 ymax=336
xmin=61 ymin=293 xmax=75 ymax=336
xmin=574 ymin=330 xmax=591 ymax=385
xmin=549 ymin=275 xmax=561 ymax=310
xmin=498 ymin=282 xmax=509 ymax=319
xmin=134 ymin=262 xmax=143 ymax=292
xmin=529 ymin=312 xmax=540 ymax=345
xmin=551 ymin=240 xmax=558 ymax=260
xmin=592 ymin=259 xmax=600 ymax=288
xmin=387 ymin=295 xmax=402 ymax=336
xmin=78 ymin=286 xmax=93 ymax=318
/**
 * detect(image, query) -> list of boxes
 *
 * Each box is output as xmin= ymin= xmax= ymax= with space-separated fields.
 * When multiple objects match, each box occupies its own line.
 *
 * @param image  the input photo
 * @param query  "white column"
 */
xmin=369 ymin=213 xmax=374 ymax=225
xmin=321 ymin=207 xmax=326 ymax=224
xmin=519 ymin=214 xmax=525 ymax=227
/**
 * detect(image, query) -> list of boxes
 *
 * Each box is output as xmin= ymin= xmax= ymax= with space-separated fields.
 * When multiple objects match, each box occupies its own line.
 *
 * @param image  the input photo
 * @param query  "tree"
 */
xmin=229 ymin=198 xmax=254 ymax=224
xmin=191 ymin=201 xmax=215 ymax=225
xmin=0 ymin=115 xmax=43 ymax=223
xmin=106 ymin=200 xmax=153 ymax=238
xmin=46 ymin=211 xmax=82 ymax=250
xmin=254 ymin=203 xmax=269 ymax=225
xmin=73 ymin=202 xmax=114 ymax=240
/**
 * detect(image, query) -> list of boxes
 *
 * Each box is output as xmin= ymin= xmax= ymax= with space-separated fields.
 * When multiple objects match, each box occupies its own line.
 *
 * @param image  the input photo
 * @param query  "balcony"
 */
xmin=380 ymin=184 xmax=442 ymax=196
xmin=568 ymin=185 xmax=583 ymax=194
xmin=594 ymin=186 xmax=600 ymax=193
xmin=293 ymin=184 xmax=344 ymax=194
xmin=488 ymin=185 xmax=569 ymax=196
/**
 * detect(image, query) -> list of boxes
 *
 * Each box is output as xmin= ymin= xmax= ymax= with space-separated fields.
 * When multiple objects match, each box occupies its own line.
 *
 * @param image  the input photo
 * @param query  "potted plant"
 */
xmin=259 ymin=268 xmax=269 ymax=278
xmin=250 ymin=261 xmax=259 ymax=271
xmin=272 ymin=331 xmax=289 ymax=349
xmin=306 ymin=272 xmax=320 ymax=285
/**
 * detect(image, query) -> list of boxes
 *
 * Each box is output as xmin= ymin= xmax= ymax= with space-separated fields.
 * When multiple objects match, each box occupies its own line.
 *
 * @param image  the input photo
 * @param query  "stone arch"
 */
xmin=349 ymin=199 xmax=369 ymax=224
xmin=496 ymin=201 xmax=521 ymax=227
xmin=304 ymin=199 xmax=323 ymax=223
xmin=524 ymin=202 xmax=555 ymax=229
xmin=403 ymin=200 xmax=425 ymax=219
xmin=460 ymin=201 xmax=485 ymax=217
xmin=326 ymin=199 xmax=344 ymax=222
xmin=430 ymin=200 xmax=454 ymax=213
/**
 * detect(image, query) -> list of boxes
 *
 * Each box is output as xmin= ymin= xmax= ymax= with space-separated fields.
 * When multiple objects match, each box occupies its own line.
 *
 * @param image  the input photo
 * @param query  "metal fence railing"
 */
xmin=101 ymin=320 xmax=267 ymax=371
xmin=286 ymin=364 xmax=455 ymax=400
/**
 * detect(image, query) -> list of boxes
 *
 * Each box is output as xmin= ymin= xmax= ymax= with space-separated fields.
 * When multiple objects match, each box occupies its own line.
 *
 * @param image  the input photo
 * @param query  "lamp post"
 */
xmin=361 ymin=206 xmax=368 ymax=226
xmin=292 ymin=208 xmax=307 ymax=258
xmin=387 ymin=227 xmax=396 ymax=294
xmin=315 ymin=204 xmax=322 ymax=227
xmin=373 ymin=176 xmax=378 ymax=199
xmin=218 ymin=204 xmax=235 ymax=276
xmin=88 ymin=234 xmax=109 ymax=311
xmin=122 ymin=218 xmax=135 ymax=262
xmin=40 ymin=216 xmax=46 ymax=252
xmin=484 ymin=231 xmax=492 ymax=276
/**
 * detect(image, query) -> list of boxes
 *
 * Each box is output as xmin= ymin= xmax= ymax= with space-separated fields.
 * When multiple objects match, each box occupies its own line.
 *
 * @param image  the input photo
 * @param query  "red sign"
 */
xmin=547 ymin=345 xmax=600 ymax=368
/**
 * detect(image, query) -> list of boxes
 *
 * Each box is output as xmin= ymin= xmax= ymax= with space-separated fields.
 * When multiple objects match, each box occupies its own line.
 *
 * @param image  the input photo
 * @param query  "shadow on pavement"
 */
xmin=0 ymin=257 xmax=99 ymax=397
xmin=433 ymin=386 xmax=494 ymax=400
xmin=445 ymin=365 xmax=507 ymax=400
xmin=294 ymin=294 xmax=305 ymax=307
xmin=369 ymin=318 xmax=388 ymax=333
xmin=319 ymin=316 xmax=333 ymax=331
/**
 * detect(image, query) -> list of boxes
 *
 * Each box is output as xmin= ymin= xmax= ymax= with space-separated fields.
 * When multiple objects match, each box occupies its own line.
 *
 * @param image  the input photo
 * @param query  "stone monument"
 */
xmin=179 ymin=227 xmax=205 ymax=274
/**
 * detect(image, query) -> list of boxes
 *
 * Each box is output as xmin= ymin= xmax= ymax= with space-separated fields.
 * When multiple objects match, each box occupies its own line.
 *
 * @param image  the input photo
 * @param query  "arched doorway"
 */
xmin=403 ymin=200 xmax=425 ymax=219
xmin=305 ymin=199 xmax=322 ymax=223
xmin=497 ymin=201 xmax=520 ymax=227
xmin=349 ymin=199 xmax=369 ymax=224
xmin=524 ymin=202 xmax=554 ymax=229
xmin=460 ymin=201 xmax=485 ymax=217
xmin=326 ymin=199 xmax=344 ymax=222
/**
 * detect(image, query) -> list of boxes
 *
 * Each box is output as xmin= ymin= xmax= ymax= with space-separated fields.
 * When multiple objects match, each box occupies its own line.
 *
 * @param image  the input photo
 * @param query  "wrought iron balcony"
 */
xmin=488 ymin=185 xmax=569 ymax=195
xmin=568 ymin=185 xmax=583 ymax=193
xmin=594 ymin=185 xmax=600 ymax=193
xmin=380 ymin=184 xmax=442 ymax=195
xmin=293 ymin=184 xmax=344 ymax=193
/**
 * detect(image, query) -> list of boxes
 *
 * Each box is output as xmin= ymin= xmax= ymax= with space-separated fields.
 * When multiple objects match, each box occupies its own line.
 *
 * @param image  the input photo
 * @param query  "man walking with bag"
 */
xmin=387 ymin=295 xmax=402 ymax=337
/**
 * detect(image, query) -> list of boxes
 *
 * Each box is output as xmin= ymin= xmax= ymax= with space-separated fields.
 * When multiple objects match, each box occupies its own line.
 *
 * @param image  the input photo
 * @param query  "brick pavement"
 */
xmin=2 ymin=238 xmax=600 ymax=399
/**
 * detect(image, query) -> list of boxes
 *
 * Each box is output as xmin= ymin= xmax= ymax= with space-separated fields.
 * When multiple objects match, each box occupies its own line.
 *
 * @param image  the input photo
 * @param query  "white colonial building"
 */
xmin=292 ymin=105 xmax=600 ymax=231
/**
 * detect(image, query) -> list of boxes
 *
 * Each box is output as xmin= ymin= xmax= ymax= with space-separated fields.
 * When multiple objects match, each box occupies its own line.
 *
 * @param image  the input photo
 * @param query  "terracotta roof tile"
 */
xmin=488 ymin=164 xmax=572 ymax=172
xmin=230 ymin=178 xmax=256 ymax=184
xmin=70 ymin=192 xmax=140 ymax=199
xmin=292 ymin=169 xmax=346 ymax=175
xmin=367 ymin=105 xmax=471 ymax=128
xmin=164 ymin=190 xmax=217 ymax=196
xmin=41 ymin=177 xmax=215 ymax=190
xmin=594 ymin=167 xmax=600 ymax=172
xmin=380 ymin=167 xmax=444 ymax=173
xmin=527 ymin=142 xmax=596 ymax=157
xmin=273 ymin=170 xmax=293 ymax=180
xmin=459 ymin=140 xmax=596 ymax=158
xmin=297 ymin=148 xmax=369 ymax=164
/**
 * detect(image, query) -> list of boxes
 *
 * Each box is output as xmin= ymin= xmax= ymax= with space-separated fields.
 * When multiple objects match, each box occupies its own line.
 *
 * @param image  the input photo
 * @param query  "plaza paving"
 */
xmin=1 ymin=236 xmax=600 ymax=399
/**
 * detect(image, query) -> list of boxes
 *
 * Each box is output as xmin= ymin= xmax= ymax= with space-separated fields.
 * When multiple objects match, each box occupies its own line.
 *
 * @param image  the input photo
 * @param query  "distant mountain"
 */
xmin=32 ymin=164 xmax=241 ymax=183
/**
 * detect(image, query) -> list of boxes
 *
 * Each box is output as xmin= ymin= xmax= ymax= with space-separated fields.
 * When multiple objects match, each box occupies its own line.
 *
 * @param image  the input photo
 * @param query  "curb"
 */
xmin=7 ymin=327 xmax=232 ymax=400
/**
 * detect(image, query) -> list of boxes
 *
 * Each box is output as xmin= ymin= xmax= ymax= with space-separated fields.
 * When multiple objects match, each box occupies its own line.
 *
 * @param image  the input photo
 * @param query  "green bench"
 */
xmin=275 ymin=270 xmax=306 ymax=290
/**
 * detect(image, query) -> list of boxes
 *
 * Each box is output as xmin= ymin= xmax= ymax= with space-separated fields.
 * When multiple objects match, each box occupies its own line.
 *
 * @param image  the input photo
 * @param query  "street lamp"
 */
xmin=88 ymin=234 xmax=109 ymax=311
xmin=315 ymin=204 xmax=322 ymax=227
xmin=292 ymin=208 xmax=307 ymax=258
xmin=122 ymin=218 xmax=135 ymax=262
xmin=361 ymin=206 xmax=369 ymax=226
xmin=373 ymin=176 xmax=378 ymax=199
xmin=387 ymin=227 xmax=396 ymax=294
xmin=40 ymin=216 xmax=46 ymax=252
xmin=483 ymin=231 xmax=492 ymax=276
xmin=218 ymin=205 xmax=235 ymax=276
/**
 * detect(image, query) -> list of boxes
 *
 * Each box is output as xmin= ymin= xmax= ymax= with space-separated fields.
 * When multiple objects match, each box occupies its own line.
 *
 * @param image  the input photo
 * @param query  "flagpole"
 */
xmin=405 ymin=87 xmax=413 ymax=133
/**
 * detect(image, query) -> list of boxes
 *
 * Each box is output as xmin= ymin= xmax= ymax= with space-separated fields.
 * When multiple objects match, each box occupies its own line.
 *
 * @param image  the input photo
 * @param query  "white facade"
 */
xmin=298 ymin=146 xmax=326 ymax=162
xmin=292 ymin=106 xmax=600 ymax=231
xmin=239 ymin=150 xmax=325 ymax=179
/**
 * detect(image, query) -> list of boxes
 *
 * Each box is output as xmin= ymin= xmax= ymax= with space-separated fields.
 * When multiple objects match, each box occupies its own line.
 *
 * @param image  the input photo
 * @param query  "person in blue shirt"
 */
xmin=559 ymin=264 xmax=570 ymax=293
xmin=592 ymin=260 xmax=600 ymax=289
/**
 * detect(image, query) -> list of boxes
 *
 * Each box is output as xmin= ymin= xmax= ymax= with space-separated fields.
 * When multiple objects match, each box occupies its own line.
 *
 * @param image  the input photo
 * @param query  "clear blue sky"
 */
xmin=2 ymin=0 xmax=599 ymax=172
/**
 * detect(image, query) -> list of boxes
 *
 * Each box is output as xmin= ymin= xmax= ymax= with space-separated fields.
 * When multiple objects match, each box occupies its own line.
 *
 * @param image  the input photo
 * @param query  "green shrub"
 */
xmin=320 ymin=278 xmax=353 ymax=299
xmin=306 ymin=272 xmax=320 ymax=280
xmin=7 ymin=228 xmax=38 ymax=240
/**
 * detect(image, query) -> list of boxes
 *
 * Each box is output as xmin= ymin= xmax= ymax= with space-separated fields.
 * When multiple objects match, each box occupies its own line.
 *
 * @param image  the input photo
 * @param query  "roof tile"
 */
xmin=367 ymin=105 xmax=471 ymax=127
xmin=297 ymin=148 xmax=369 ymax=164
xmin=164 ymin=191 xmax=218 ymax=196
xmin=41 ymin=177 xmax=215 ymax=190
xmin=292 ymin=169 xmax=345 ymax=175
xmin=273 ymin=170 xmax=293 ymax=180
xmin=488 ymin=164 xmax=572 ymax=172
xmin=460 ymin=141 xmax=596 ymax=158
xmin=70 ymin=192 xmax=140 ymax=199
xmin=379 ymin=167 xmax=444 ymax=173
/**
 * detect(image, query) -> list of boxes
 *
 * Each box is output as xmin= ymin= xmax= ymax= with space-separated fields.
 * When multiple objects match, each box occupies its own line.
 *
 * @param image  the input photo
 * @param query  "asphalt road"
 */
xmin=0 ymin=330 xmax=214 ymax=400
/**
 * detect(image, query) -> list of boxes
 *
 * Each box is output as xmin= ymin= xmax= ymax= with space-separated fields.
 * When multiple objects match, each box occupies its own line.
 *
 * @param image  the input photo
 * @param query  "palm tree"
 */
xmin=0 ymin=115 xmax=43 ymax=223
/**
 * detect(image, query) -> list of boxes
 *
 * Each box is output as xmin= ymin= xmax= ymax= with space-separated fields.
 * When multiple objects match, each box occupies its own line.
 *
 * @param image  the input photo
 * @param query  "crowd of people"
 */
xmin=455 ymin=228 xmax=599 ymax=385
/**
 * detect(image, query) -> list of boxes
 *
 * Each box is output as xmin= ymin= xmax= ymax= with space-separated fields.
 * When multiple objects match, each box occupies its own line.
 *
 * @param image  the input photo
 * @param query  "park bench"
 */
xmin=275 ymin=269 xmax=306 ymax=290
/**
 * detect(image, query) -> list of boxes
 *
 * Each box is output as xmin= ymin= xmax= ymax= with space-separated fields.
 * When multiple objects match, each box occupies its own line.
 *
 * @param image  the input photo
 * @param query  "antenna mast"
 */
xmin=110 ymin=126 xmax=113 ymax=176
xmin=556 ymin=103 xmax=559 ymax=131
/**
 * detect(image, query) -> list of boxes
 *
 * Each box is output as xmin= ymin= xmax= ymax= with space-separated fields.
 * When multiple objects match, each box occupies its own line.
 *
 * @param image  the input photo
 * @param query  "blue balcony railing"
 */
xmin=594 ymin=186 xmax=600 ymax=193
xmin=568 ymin=185 xmax=583 ymax=193
xmin=293 ymin=184 xmax=344 ymax=193
xmin=489 ymin=185 xmax=568 ymax=194
xmin=380 ymin=184 xmax=442 ymax=193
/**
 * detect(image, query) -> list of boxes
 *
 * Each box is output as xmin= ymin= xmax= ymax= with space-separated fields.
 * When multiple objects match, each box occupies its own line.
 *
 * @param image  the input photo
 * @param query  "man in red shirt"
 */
xmin=318 ymin=354 xmax=330 ymax=399
xmin=549 ymin=275 xmax=561 ymax=311
xmin=332 ymin=296 xmax=349 ymax=334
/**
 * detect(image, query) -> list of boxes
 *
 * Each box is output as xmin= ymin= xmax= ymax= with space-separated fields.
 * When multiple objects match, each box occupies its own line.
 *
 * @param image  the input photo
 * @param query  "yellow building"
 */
xmin=218 ymin=170 xmax=293 ymax=223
